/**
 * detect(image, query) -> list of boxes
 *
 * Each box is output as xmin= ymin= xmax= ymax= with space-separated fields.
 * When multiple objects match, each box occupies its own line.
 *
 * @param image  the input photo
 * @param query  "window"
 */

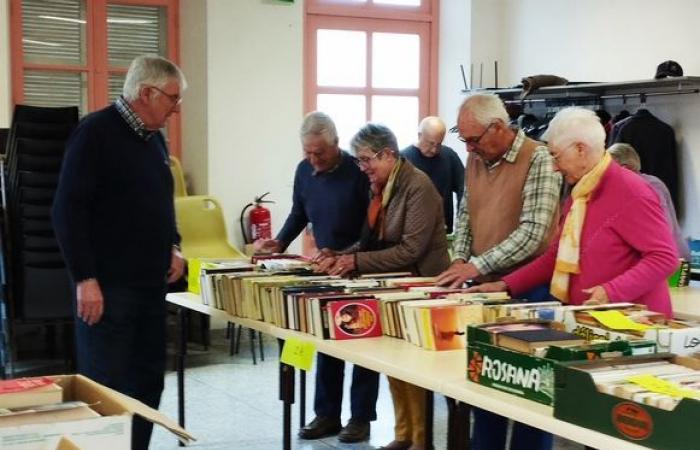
xmin=305 ymin=0 xmax=438 ymax=149
xmin=10 ymin=0 xmax=181 ymax=155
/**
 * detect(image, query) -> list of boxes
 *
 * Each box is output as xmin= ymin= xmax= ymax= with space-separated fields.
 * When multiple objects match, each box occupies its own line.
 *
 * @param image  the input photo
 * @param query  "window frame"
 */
xmin=304 ymin=0 xmax=439 ymax=122
xmin=9 ymin=0 xmax=182 ymax=156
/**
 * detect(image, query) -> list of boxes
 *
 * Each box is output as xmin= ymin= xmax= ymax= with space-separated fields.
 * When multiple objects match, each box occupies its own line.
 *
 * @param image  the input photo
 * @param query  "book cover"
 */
xmin=430 ymin=305 xmax=485 ymax=351
xmin=328 ymin=299 xmax=382 ymax=340
xmin=0 ymin=378 xmax=62 ymax=409
xmin=497 ymin=329 xmax=585 ymax=354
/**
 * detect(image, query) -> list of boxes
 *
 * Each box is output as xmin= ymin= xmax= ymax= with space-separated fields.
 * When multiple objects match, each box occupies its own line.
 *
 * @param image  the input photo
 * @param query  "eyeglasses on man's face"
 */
xmin=147 ymin=85 xmax=182 ymax=106
xmin=355 ymin=149 xmax=385 ymax=167
xmin=458 ymin=122 xmax=495 ymax=145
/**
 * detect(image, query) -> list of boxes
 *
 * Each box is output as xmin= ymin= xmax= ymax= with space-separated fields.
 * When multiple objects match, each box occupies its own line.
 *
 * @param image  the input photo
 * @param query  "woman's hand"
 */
xmin=464 ymin=281 xmax=507 ymax=293
xmin=582 ymin=285 xmax=609 ymax=305
xmin=328 ymin=254 xmax=356 ymax=277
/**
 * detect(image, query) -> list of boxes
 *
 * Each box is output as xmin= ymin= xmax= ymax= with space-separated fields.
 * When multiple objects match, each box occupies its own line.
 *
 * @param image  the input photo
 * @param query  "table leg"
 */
xmin=278 ymin=339 xmax=295 ymax=450
xmin=177 ymin=306 xmax=189 ymax=447
xmin=300 ymin=369 xmax=306 ymax=427
xmin=424 ymin=389 xmax=434 ymax=450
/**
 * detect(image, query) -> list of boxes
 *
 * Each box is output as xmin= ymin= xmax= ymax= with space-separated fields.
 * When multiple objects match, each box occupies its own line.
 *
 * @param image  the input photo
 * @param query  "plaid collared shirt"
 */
xmin=115 ymin=96 xmax=157 ymax=141
xmin=452 ymin=129 xmax=562 ymax=275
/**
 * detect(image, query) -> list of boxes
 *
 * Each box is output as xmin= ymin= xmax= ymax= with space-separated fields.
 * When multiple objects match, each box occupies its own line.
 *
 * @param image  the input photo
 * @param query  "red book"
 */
xmin=327 ymin=299 xmax=382 ymax=340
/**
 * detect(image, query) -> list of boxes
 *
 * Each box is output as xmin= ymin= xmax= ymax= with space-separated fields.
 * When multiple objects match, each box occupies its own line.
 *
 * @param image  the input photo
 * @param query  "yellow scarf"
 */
xmin=371 ymin=158 xmax=402 ymax=241
xmin=550 ymin=152 xmax=611 ymax=302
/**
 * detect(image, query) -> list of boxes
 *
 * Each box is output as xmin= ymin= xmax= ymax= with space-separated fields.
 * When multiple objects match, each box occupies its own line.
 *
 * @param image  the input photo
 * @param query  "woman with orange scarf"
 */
xmin=316 ymin=123 xmax=449 ymax=450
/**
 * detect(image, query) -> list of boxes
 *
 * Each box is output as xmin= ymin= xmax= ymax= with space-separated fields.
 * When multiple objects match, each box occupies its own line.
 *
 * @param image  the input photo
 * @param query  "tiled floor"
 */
xmin=151 ymin=329 xmax=585 ymax=450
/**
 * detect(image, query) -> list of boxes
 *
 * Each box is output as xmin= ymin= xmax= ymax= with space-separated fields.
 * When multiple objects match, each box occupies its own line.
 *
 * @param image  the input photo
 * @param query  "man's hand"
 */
xmin=168 ymin=247 xmax=186 ymax=283
xmin=312 ymin=248 xmax=336 ymax=263
xmin=77 ymin=279 xmax=104 ymax=326
xmin=582 ymin=285 xmax=609 ymax=305
xmin=464 ymin=280 xmax=507 ymax=293
xmin=253 ymin=239 xmax=282 ymax=254
xmin=328 ymin=254 xmax=356 ymax=277
xmin=435 ymin=260 xmax=481 ymax=288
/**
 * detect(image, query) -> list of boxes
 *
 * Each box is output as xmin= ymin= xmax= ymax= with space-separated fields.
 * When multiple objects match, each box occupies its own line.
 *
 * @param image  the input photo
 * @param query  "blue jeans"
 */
xmin=471 ymin=284 xmax=554 ymax=450
xmin=75 ymin=285 xmax=167 ymax=450
xmin=314 ymin=353 xmax=379 ymax=421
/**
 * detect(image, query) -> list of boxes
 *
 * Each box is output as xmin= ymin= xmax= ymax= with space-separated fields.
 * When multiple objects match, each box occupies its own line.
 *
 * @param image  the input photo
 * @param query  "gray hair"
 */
xmin=350 ymin=123 xmax=399 ymax=156
xmin=122 ymin=54 xmax=187 ymax=101
xmin=543 ymin=107 xmax=606 ymax=151
xmin=300 ymin=111 xmax=339 ymax=146
xmin=608 ymin=143 xmax=641 ymax=172
xmin=419 ymin=116 xmax=446 ymax=135
xmin=458 ymin=93 xmax=509 ymax=126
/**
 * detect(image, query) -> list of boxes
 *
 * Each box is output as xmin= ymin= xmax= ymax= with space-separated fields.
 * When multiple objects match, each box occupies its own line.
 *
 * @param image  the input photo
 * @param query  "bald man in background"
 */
xmin=401 ymin=116 xmax=464 ymax=233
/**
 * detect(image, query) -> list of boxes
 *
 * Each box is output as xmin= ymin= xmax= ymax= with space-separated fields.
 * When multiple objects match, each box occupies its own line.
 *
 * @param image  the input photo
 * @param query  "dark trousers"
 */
xmin=75 ymin=285 xmax=167 ymax=450
xmin=472 ymin=284 xmax=554 ymax=450
xmin=314 ymin=353 xmax=379 ymax=422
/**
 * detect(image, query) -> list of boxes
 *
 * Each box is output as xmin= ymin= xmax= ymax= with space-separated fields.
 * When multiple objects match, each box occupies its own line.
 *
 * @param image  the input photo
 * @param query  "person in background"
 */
xmin=608 ymin=142 xmax=690 ymax=261
xmin=401 ymin=116 xmax=464 ymax=234
xmin=254 ymin=112 xmax=378 ymax=443
xmin=315 ymin=123 xmax=449 ymax=450
xmin=434 ymin=93 xmax=562 ymax=450
xmin=52 ymin=55 xmax=186 ymax=450
xmin=470 ymin=107 xmax=678 ymax=319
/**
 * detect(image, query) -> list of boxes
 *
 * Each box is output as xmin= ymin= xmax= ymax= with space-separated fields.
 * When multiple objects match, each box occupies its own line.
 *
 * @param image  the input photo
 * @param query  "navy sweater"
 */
xmin=276 ymin=151 xmax=369 ymax=251
xmin=52 ymin=104 xmax=177 ymax=287
xmin=401 ymin=144 xmax=464 ymax=233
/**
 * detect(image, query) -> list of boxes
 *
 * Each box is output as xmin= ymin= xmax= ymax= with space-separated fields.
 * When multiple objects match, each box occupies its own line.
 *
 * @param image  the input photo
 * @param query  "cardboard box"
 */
xmin=554 ymin=354 xmax=700 ymax=450
xmin=560 ymin=305 xmax=700 ymax=355
xmin=0 ymin=375 xmax=194 ymax=450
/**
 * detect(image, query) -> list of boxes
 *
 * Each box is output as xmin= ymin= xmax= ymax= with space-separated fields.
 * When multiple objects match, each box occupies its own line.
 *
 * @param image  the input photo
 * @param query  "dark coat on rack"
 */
xmin=610 ymin=109 xmax=680 ymax=214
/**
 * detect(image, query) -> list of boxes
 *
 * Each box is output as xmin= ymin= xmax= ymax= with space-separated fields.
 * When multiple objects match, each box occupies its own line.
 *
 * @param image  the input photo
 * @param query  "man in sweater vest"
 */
xmin=52 ymin=55 xmax=186 ymax=450
xmin=255 ymin=112 xmax=378 ymax=443
xmin=435 ymin=93 xmax=561 ymax=450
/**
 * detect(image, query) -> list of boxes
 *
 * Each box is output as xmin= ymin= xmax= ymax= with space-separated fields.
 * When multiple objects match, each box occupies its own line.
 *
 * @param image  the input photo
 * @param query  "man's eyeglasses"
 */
xmin=355 ymin=150 xmax=384 ymax=167
xmin=147 ymin=85 xmax=182 ymax=106
xmin=458 ymin=122 xmax=495 ymax=145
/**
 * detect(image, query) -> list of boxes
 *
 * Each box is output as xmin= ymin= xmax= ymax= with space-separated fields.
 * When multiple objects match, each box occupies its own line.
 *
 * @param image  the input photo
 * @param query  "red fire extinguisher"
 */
xmin=240 ymin=192 xmax=275 ymax=244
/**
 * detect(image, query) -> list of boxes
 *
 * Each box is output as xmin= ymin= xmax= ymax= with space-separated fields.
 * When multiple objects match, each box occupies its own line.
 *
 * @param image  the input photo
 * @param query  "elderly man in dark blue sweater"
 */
xmin=255 ymin=112 xmax=376 ymax=443
xmin=52 ymin=55 xmax=186 ymax=450
xmin=402 ymin=116 xmax=464 ymax=234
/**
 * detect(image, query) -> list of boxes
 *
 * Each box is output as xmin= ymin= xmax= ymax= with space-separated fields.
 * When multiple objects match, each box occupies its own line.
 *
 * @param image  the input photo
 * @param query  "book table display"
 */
xmin=166 ymin=287 xmax=700 ymax=450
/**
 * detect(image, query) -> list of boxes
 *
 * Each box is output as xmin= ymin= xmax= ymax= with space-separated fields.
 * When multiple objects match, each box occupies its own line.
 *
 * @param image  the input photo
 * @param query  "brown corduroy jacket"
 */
xmin=353 ymin=159 xmax=450 ymax=277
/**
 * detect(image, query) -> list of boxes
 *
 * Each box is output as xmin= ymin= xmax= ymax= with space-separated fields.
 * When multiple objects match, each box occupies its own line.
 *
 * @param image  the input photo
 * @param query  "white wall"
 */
xmin=204 ymin=0 xmax=304 ymax=251
xmin=179 ymin=0 xmax=208 ymax=195
xmin=470 ymin=0 xmax=700 ymax=238
xmin=438 ymin=0 xmax=471 ymax=157
xmin=0 ymin=0 xmax=11 ymax=128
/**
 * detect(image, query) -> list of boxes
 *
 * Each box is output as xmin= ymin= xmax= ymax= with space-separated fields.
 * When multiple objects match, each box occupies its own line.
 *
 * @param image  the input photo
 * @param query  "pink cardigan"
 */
xmin=503 ymin=162 xmax=678 ymax=317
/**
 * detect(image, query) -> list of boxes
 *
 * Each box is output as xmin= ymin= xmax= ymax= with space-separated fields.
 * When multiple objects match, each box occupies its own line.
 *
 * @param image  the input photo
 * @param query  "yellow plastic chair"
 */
xmin=169 ymin=155 xmax=188 ymax=197
xmin=175 ymin=195 xmax=246 ymax=259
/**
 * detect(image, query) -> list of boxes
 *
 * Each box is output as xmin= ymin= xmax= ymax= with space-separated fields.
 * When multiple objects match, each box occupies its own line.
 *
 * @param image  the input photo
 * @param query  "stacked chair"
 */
xmin=2 ymin=105 xmax=79 ymax=373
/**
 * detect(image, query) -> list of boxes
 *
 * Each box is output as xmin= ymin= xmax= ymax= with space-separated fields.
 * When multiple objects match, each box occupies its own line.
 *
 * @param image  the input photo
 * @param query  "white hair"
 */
xmin=608 ymin=143 xmax=641 ymax=172
xmin=122 ymin=54 xmax=187 ymax=101
xmin=543 ymin=107 xmax=606 ymax=151
xmin=300 ymin=111 xmax=339 ymax=146
xmin=419 ymin=116 xmax=446 ymax=135
xmin=458 ymin=93 xmax=509 ymax=126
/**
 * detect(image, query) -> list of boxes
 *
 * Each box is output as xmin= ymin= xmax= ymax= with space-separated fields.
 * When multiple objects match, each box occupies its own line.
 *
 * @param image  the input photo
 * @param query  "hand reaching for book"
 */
xmin=582 ymin=285 xmax=609 ymax=305
xmin=464 ymin=280 xmax=507 ymax=293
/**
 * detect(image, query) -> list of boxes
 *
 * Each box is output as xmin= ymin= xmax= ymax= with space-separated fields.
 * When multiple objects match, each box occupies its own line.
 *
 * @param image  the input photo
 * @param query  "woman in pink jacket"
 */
xmin=472 ymin=107 xmax=678 ymax=317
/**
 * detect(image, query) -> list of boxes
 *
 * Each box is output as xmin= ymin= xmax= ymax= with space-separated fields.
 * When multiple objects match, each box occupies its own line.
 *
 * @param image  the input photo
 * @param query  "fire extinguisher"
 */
xmin=240 ymin=192 xmax=275 ymax=244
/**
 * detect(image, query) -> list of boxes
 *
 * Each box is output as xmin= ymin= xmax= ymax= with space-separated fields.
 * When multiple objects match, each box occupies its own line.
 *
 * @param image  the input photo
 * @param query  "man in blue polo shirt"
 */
xmin=52 ymin=55 xmax=185 ymax=450
xmin=255 ymin=112 xmax=376 ymax=443
xmin=402 ymin=116 xmax=464 ymax=233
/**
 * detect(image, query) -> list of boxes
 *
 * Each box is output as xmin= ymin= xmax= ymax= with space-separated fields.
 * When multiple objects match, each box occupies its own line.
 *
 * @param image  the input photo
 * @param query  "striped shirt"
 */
xmin=452 ymin=129 xmax=562 ymax=275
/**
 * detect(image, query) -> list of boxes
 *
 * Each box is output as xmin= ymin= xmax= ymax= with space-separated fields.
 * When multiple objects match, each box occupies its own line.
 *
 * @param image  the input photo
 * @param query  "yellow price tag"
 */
xmin=280 ymin=338 xmax=316 ymax=371
xmin=187 ymin=258 xmax=202 ymax=294
xmin=626 ymin=374 xmax=700 ymax=400
xmin=588 ymin=310 xmax=651 ymax=331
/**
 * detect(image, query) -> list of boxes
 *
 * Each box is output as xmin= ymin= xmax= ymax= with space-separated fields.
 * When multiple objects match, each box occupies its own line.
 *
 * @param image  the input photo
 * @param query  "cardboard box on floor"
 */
xmin=0 ymin=375 xmax=194 ymax=450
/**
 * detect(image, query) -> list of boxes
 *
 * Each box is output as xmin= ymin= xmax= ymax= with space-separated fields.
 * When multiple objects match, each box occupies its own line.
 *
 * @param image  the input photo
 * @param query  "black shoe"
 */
xmin=298 ymin=416 xmax=342 ymax=440
xmin=338 ymin=419 xmax=370 ymax=443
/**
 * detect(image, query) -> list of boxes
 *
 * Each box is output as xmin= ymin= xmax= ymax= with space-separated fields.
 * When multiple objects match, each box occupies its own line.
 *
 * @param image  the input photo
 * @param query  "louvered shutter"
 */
xmin=107 ymin=4 xmax=167 ymax=68
xmin=22 ymin=0 xmax=86 ymax=65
